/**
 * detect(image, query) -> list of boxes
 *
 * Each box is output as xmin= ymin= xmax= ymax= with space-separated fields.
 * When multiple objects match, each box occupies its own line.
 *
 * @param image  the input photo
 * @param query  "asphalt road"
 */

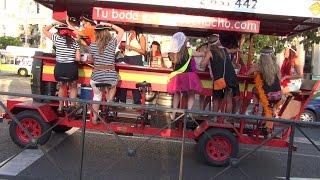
xmin=0 ymin=73 xmax=319 ymax=180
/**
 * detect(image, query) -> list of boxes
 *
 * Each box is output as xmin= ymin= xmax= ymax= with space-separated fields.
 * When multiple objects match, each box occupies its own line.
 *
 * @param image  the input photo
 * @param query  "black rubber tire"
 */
xmin=9 ymin=110 xmax=52 ymax=149
xmin=18 ymin=68 xmax=28 ymax=77
xmin=52 ymin=125 xmax=72 ymax=133
xmin=198 ymin=128 xmax=238 ymax=167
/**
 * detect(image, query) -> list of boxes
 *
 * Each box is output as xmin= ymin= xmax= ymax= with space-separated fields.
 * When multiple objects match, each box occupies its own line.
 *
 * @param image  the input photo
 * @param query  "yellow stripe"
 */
xmin=201 ymin=80 xmax=212 ymax=89
xmin=43 ymin=65 xmax=92 ymax=78
xmin=201 ymin=81 xmax=255 ymax=91
xmin=119 ymin=72 xmax=168 ymax=84
xmin=0 ymin=64 xmax=19 ymax=73
xmin=43 ymin=65 xmax=256 ymax=91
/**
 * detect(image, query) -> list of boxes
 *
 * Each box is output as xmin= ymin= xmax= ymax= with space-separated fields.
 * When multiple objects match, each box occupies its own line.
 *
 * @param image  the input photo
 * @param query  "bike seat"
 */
xmin=136 ymin=81 xmax=151 ymax=91
xmin=95 ymin=83 xmax=112 ymax=88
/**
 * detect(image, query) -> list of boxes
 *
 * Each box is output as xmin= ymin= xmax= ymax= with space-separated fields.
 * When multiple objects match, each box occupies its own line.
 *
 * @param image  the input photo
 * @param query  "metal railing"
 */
xmin=0 ymin=91 xmax=319 ymax=180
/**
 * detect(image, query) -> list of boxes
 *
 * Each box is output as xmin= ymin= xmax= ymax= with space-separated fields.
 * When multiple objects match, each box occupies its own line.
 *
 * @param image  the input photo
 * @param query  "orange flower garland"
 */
xmin=254 ymin=73 xmax=273 ymax=129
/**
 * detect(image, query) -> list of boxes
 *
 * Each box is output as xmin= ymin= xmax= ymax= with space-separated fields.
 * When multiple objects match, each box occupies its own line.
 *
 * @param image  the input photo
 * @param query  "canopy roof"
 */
xmin=36 ymin=0 xmax=320 ymax=36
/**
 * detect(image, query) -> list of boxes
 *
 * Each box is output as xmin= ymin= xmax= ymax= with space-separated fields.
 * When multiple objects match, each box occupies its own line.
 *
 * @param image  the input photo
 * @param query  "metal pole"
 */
xmin=286 ymin=125 xmax=295 ymax=180
xmin=79 ymin=103 xmax=87 ymax=180
xmin=178 ymin=112 xmax=187 ymax=180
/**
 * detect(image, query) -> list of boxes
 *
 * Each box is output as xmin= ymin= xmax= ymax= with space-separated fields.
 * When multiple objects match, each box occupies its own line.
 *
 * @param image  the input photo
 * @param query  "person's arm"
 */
xmin=73 ymin=42 xmax=81 ymax=61
xmin=66 ymin=17 xmax=86 ymax=36
xmin=247 ymin=63 xmax=258 ymax=75
xmin=101 ymin=22 xmax=124 ymax=43
xmin=200 ymin=51 xmax=212 ymax=67
xmin=283 ymin=60 xmax=304 ymax=80
xmin=226 ymin=48 xmax=241 ymax=54
xmin=193 ymin=50 xmax=205 ymax=57
xmin=75 ymin=50 xmax=81 ymax=61
xmin=42 ymin=23 xmax=56 ymax=39
xmin=126 ymin=35 xmax=146 ymax=55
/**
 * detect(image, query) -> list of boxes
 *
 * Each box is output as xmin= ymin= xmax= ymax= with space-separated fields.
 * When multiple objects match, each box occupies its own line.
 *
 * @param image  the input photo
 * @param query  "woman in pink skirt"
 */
xmin=167 ymin=32 xmax=203 ymax=120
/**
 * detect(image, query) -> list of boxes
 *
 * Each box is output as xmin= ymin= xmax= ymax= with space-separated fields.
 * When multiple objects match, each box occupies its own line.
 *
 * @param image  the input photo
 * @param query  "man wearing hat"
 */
xmin=66 ymin=14 xmax=96 ymax=44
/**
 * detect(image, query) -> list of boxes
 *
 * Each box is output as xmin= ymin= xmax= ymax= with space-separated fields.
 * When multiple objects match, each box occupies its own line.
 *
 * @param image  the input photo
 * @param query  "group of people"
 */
xmin=42 ymin=15 xmax=303 ymax=127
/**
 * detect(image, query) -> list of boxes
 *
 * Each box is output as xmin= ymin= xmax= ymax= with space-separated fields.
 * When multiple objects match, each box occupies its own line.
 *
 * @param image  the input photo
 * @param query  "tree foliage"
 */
xmin=299 ymin=29 xmax=320 ymax=51
xmin=242 ymin=34 xmax=285 ymax=54
xmin=0 ymin=36 xmax=23 ymax=49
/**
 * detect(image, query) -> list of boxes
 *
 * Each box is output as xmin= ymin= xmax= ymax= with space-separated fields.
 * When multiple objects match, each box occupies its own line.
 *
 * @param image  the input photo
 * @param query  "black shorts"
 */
xmin=213 ymin=85 xmax=240 ymax=99
xmin=54 ymin=62 xmax=78 ymax=82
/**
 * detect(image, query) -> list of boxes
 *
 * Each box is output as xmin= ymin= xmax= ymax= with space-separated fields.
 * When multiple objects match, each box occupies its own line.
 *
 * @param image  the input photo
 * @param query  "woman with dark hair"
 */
xmin=280 ymin=46 xmax=303 ymax=94
xmin=149 ymin=41 xmax=164 ymax=68
xmin=117 ymin=27 xmax=147 ymax=104
xmin=42 ymin=23 xmax=81 ymax=114
xmin=88 ymin=23 xmax=124 ymax=124
xmin=201 ymin=34 xmax=239 ymax=113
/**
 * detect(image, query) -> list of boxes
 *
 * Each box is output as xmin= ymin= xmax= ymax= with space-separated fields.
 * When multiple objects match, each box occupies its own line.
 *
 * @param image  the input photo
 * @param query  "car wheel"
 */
xmin=300 ymin=110 xmax=317 ymax=122
xmin=18 ymin=68 xmax=28 ymax=76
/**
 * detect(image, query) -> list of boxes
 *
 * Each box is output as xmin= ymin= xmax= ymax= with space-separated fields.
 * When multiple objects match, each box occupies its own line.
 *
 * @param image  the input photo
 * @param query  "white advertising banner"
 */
xmin=97 ymin=0 xmax=320 ymax=19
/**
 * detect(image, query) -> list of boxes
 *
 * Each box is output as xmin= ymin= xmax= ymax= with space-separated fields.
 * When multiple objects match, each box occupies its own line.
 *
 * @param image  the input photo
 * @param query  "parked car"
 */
xmin=300 ymin=95 xmax=320 ymax=122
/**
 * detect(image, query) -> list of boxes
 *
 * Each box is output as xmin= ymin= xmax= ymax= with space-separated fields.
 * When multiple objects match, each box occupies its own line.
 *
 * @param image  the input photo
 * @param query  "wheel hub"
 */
xmin=16 ymin=118 xmax=41 ymax=143
xmin=206 ymin=136 xmax=232 ymax=161
xmin=301 ymin=112 xmax=314 ymax=122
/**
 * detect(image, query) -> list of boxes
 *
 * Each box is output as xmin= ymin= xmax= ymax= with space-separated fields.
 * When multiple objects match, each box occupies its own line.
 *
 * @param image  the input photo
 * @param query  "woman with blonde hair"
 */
xmin=88 ymin=23 xmax=124 ymax=124
xmin=249 ymin=46 xmax=282 ymax=112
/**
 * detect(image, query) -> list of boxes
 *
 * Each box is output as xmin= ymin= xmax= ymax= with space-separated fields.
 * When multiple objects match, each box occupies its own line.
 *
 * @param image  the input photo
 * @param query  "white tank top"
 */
xmin=125 ymin=37 xmax=142 ymax=56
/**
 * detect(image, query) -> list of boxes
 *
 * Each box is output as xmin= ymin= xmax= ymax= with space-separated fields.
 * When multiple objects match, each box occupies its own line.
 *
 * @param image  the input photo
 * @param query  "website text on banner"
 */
xmin=93 ymin=7 xmax=260 ymax=33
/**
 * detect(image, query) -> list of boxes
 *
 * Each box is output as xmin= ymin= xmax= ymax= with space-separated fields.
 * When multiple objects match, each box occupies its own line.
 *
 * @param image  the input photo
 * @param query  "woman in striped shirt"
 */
xmin=43 ymin=23 xmax=81 ymax=114
xmin=88 ymin=23 xmax=124 ymax=124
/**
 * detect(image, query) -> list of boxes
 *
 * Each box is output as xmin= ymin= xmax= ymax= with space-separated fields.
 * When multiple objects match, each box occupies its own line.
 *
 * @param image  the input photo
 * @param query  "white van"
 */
xmin=0 ymin=46 xmax=42 ymax=76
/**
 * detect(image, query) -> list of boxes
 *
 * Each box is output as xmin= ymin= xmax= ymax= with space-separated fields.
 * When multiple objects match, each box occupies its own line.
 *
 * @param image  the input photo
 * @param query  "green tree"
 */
xmin=0 ymin=36 xmax=23 ymax=49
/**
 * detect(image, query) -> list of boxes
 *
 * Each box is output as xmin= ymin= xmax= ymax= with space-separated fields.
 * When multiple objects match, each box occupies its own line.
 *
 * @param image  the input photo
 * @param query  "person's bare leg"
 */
xmin=107 ymin=86 xmax=117 ymax=101
xmin=199 ymin=95 xmax=205 ymax=111
xmin=58 ymin=83 xmax=67 ymax=111
xmin=91 ymin=85 xmax=102 ymax=125
xmin=213 ymin=99 xmax=222 ymax=112
xmin=225 ymin=91 xmax=233 ymax=114
xmin=69 ymin=81 xmax=78 ymax=107
xmin=92 ymin=103 xmax=100 ymax=125
xmin=232 ymin=96 xmax=240 ymax=114
xmin=187 ymin=90 xmax=195 ymax=110
xmin=171 ymin=92 xmax=180 ymax=120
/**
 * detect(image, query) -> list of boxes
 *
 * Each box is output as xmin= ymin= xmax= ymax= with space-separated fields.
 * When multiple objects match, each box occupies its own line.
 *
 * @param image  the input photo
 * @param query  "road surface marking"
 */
xmin=295 ymin=137 xmax=320 ymax=145
xmin=0 ymin=128 xmax=78 ymax=176
xmin=277 ymin=177 xmax=320 ymax=180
